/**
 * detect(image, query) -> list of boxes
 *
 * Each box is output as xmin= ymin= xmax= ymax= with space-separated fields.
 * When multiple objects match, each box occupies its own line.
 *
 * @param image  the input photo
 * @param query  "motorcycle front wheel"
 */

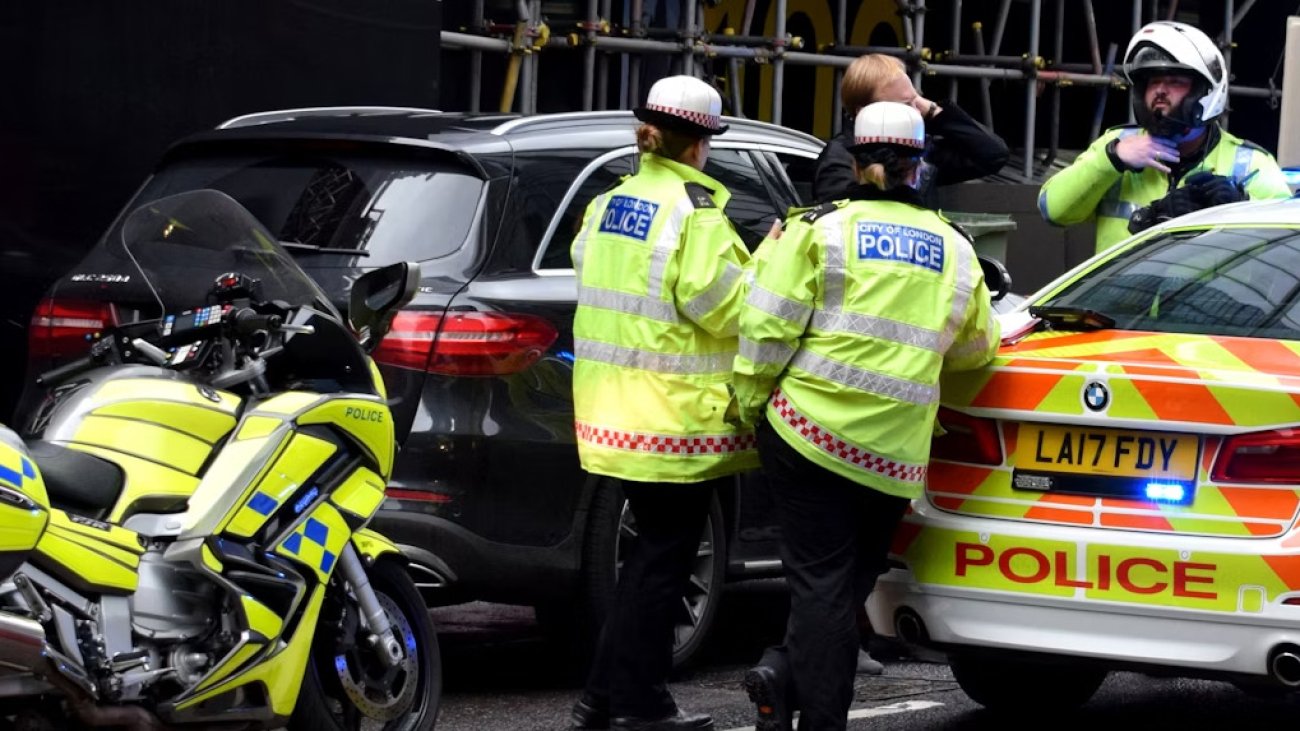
xmin=291 ymin=558 xmax=441 ymax=731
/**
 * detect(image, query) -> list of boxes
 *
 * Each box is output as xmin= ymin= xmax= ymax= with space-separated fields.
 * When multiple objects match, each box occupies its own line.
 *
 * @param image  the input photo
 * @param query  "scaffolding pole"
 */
xmin=441 ymin=0 xmax=1276 ymax=175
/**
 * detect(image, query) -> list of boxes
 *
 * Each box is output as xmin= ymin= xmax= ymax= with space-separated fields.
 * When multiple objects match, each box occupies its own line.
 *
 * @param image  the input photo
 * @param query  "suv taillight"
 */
xmin=930 ymin=407 xmax=1003 ymax=466
xmin=1212 ymin=429 xmax=1300 ymax=484
xmin=374 ymin=310 xmax=558 ymax=376
xmin=28 ymin=298 xmax=118 ymax=360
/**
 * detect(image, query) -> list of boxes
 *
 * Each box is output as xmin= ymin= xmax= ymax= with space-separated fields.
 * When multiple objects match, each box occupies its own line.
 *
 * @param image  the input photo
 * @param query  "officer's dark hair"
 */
xmin=636 ymin=124 xmax=701 ymax=162
xmin=852 ymin=146 xmax=921 ymax=191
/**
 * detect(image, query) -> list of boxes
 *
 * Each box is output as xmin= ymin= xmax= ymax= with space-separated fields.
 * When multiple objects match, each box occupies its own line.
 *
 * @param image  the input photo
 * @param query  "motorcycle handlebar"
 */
xmin=36 ymin=353 xmax=99 ymax=387
xmin=232 ymin=308 xmax=282 ymax=336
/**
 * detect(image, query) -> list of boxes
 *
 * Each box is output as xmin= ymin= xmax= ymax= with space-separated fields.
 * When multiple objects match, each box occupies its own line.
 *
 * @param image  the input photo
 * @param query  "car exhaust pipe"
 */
xmin=895 ymin=609 xmax=929 ymax=645
xmin=1270 ymin=647 xmax=1300 ymax=687
xmin=0 ymin=612 xmax=46 ymax=675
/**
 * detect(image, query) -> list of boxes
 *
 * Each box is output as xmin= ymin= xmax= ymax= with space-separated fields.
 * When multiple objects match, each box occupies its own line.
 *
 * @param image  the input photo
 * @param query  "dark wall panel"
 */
xmin=0 ymin=0 xmax=441 ymax=419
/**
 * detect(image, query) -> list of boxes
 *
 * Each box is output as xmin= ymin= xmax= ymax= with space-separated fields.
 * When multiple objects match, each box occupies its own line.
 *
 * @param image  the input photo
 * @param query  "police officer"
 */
xmin=733 ymin=102 xmax=999 ymax=731
xmin=568 ymin=75 xmax=758 ymax=731
xmin=813 ymin=53 xmax=1009 ymax=208
xmin=1039 ymin=21 xmax=1290 ymax=253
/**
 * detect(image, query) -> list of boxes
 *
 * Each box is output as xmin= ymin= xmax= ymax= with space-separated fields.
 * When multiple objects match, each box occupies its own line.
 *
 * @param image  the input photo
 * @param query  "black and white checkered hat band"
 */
xmin=854 ymin=135 xmax=924 ymax=149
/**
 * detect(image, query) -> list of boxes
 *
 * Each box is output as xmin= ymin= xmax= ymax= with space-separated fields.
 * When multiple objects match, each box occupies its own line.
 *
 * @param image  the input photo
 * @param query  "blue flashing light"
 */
xmin=293 ymin=487 xmax=320 ymax=515
xmin=1144 ymin=482 xmax=1187 ymax=502
xmin=1284 ymin=167 xmax=1300 ymax=188
xmin=557 ymin=350 xmax=576 ymax=364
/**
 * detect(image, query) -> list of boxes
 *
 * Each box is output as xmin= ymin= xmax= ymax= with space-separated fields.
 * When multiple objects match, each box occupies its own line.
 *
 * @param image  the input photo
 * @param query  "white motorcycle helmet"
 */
xmin=1123 ymin=21 xmax=1228 ymax=137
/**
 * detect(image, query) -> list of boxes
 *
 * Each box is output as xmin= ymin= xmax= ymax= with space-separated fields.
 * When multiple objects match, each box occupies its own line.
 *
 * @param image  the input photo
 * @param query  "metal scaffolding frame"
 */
xmin=442 ymin=0 xmax=1281 ymax=181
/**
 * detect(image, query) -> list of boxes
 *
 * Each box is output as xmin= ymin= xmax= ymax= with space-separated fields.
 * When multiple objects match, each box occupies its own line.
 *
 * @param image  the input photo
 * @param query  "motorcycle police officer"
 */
xmin=733 ymin=101 xmax=999 ymax=731
xmin=568 ymin=74 xmax=758 ymax=731
xmin=1039 ymin=20 xmax=1290 ymax=253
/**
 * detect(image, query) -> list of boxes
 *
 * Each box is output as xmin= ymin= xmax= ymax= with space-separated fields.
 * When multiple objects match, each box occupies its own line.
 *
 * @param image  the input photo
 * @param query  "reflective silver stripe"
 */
xmin=572 ymin=193 xmax=608 ymax=274
xmin=810 ymin=310 xmax=942 ymax=352
xmin=1233 ymin=145 xmax=1254 ymax=183
xmin=789 ymin=350 xmax=936 ymax=405
xmin=739 ymin=336 xmax=796 ymax=366
xmin=1098 ymin=198 xmax=1137 ymax=220
xmin=575 ymin=338 xmax=734 ymax=374
xmin=819 ymin=217 xmax=847 ymax=311
xmin=647 ymin=197 xmax=692 ymax=299
xmin=939 ymin=242 xmax=975 ymax=353
xmin=578 ymin=286 xmax=679 ymax=323
xmin=683 ymin=262 xmax=743 ymax=322
xmin=747 ymin=285 xmax=813 ymax=327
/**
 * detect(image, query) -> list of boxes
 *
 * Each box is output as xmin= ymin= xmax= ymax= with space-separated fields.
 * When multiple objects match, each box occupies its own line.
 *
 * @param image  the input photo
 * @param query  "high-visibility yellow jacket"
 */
xmin=1038 ymin=125 xmax=1291 ymax=254
xmin=572 ymin=153 xmax=759 ymax=483
xmin=733 ymin=194 xmax=999 ymax=499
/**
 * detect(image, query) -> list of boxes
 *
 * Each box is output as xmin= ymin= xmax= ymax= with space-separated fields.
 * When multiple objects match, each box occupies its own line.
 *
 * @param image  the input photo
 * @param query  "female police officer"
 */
xmin=568 ymin=75 xmax=758 ymax=731
xmin=733 ymin=101 xmax=999 ymax=731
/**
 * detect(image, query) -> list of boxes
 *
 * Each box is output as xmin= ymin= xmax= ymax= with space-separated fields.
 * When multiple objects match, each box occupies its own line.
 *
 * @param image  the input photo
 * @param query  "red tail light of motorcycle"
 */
xmin=1212 ymin=429 xmax=1300 ymax=484
xmin=28 ymin=298 xmax=118 ymax=360
xmin=930 ymin=407 xmax=1004 ymax=466
xmin=373 ymin=310 xmax=559 ymax=376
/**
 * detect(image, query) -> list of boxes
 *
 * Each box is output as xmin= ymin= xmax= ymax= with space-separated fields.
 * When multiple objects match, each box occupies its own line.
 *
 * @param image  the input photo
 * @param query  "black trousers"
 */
xmin=757 ymin=419 xmax=909 ymax=731
xmin=585 ymin=479 xmax=717 ymax=718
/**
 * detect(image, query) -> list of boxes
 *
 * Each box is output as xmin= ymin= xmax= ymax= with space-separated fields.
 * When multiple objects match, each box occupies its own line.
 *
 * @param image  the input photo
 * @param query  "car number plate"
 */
xmin=1012 ymin=424 xmax=1200 ymax=504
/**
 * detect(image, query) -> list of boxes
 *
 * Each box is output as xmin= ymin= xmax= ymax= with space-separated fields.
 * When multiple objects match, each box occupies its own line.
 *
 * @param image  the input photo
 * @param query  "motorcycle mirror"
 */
xmin=978 ymin=255 xmax=1012 ymax=303
xmin=349 ymin=262 xmax=420 ymax=351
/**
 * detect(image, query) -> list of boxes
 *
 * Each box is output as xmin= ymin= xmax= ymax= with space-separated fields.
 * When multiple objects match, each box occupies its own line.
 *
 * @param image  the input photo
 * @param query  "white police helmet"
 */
xmin=1123 ymin=21 xmax=1228 ymax=135
xmin=633 ymin=75 xmax=728 ymax=136
xmin=850 ymin=101 xmax=925 ymax=154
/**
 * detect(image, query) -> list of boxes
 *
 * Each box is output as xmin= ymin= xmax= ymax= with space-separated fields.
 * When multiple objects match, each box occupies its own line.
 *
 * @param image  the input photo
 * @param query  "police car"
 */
xmin=869 ymin=197 xmax=1300 ymax=710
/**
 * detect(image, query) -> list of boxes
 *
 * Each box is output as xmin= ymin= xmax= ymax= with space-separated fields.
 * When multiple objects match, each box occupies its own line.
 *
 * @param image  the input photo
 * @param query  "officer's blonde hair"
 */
xmin=636 ymin=124 xmax=700 ymax=162
xmin=855 ymin=148 xmax=921 ymax=191
xmin=842 ymin=54 xmax=907 ymax=115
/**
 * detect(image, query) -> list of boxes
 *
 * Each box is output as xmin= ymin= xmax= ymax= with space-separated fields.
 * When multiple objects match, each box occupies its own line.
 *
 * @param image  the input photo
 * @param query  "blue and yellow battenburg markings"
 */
xmin=275 ymin=502 xmax=353 ymax=582
xmin=281 ymin=517 xmax=336 ymax=573
xmin=247 ymin=493 xmax=278 ymax=516
xmin=0 ymin=456 xmax=36 ymax=490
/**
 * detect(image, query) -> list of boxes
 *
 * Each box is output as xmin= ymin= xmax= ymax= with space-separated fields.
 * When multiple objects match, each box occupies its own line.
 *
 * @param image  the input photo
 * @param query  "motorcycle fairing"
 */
xmin=32 ymin=510 xmax=143 ymax=594
xmin=38 ymin=372 xmax=239 ymax=521
xmin=0 ymin=435 xmax=48 ymax=578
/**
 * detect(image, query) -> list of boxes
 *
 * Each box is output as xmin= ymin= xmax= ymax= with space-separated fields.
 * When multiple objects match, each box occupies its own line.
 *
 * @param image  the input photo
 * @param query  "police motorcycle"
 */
xmin=0 ymin=190 xmax=439 ymax=729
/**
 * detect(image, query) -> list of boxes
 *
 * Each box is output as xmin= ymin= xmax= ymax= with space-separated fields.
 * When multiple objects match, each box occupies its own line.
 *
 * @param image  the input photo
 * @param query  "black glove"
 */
xmin=1182 ymin=171 xmax=1247 ymax=207
xmin=1128 ymin=186 xmax=1201 ymax=234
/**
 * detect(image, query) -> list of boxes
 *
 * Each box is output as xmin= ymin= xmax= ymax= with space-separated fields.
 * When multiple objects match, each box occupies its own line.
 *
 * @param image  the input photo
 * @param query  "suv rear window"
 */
xmin=116 ymin=150 xmax=484 ymax=267
xmin=1045 ymin=227 xmax=1300 ymax=339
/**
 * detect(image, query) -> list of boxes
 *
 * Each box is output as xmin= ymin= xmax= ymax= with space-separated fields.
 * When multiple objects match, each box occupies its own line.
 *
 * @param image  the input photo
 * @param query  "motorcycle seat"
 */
xmin=24 ymin=440 xmax=124 ymax=519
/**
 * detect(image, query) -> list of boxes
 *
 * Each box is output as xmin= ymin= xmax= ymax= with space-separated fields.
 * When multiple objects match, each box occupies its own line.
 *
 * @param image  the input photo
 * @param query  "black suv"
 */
xmin=27 ymin=107 xmax=824 ymax=664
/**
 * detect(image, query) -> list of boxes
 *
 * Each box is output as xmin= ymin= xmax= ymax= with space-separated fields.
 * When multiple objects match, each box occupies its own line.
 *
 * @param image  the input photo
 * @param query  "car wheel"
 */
xmin=543 ymin=479 xmax=727 ymax=669
xmin=949 ymin=653 xmax=1106 ymax=713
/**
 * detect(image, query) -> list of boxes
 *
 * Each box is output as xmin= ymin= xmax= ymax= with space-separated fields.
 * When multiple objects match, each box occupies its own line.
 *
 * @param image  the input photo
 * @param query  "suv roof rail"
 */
xmin=218 ymin=106 xmax=444 ymax=129
xmin=490 ymin=110 xmax=822 ymax=146
xmin=490 ymin=110 xmax=633 ymax=135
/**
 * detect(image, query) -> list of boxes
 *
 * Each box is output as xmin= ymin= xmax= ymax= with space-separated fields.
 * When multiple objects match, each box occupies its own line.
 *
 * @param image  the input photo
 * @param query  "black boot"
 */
xmin=744 ymin=663 xmax=793 ymax=731
xmin=571 ymin=692 xmax=610 ymax=730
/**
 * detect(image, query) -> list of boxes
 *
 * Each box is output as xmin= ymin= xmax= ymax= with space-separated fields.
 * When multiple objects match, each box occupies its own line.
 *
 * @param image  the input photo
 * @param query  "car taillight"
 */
xmin=1212 ymin=429 xmax=1300 ymax=484
xmin=930 ymin=407 xmax=1003 ymax=466
xmin=373 ymin=310 xmax=558 ymax=376
xmin=28 ymin=298 xmax=118 ymax=360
